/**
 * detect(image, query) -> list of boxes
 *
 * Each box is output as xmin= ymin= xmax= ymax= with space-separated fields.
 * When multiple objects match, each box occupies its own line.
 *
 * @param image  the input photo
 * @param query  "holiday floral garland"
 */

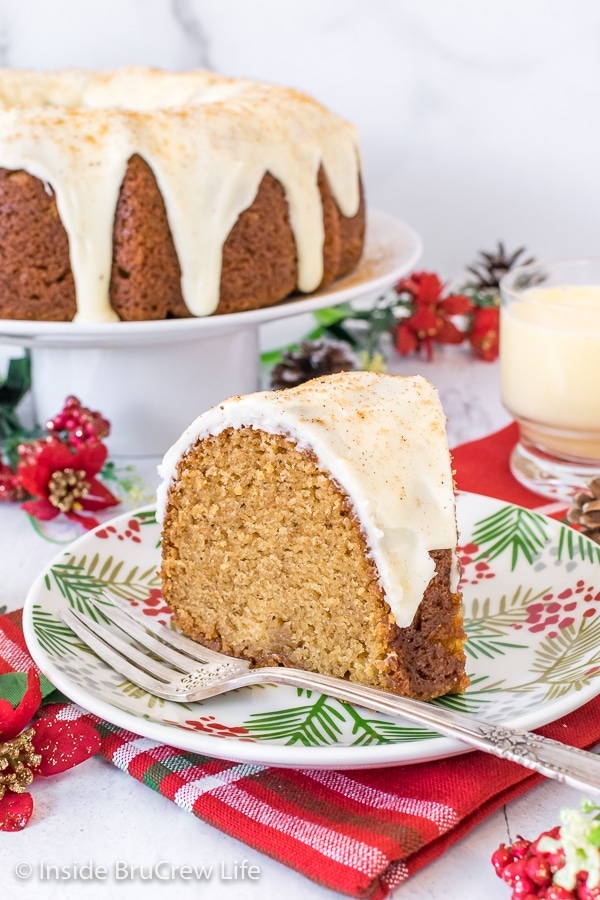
xmin=265 ymin=242 xmax=533 ymax=389
xmin=0 ymin=355 xmax=148 ymax=532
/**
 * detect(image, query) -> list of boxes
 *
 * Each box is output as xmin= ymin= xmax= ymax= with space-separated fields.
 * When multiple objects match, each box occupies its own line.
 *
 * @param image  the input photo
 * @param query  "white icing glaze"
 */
xmin=0 ymin=67 xmax=361 ymax=323
xmin=156 ymin=372 xmax=459 ymax=629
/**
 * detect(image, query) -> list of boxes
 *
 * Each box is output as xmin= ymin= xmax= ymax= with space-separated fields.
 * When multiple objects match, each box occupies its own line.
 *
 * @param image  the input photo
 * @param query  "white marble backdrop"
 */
xmin=0 ymin=0 xmax=597 ymax=277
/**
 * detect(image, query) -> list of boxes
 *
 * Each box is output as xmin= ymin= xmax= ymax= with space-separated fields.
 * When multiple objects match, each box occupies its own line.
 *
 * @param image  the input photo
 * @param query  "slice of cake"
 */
xmin=156 ymin=372 xmax=468 ymax=701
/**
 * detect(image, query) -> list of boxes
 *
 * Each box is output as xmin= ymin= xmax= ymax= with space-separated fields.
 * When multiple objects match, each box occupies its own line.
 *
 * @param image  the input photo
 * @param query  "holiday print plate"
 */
xmin=23 ymin=492 xmax=600 ymax=769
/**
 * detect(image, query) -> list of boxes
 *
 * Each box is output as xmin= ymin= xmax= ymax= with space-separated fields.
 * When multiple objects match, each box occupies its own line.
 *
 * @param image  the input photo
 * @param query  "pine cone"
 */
xmin=270 ymin=339 xmax=357 ymax=390
xmin=567 ymin=477 xmax=600 ymax=543
xmin=466 ymin=242 xmax=535 ymax=292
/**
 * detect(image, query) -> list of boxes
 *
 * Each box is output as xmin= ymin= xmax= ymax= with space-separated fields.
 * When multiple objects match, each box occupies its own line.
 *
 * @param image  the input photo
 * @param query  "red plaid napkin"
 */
xmin=3 ymin=422 xmax=600 ymax=899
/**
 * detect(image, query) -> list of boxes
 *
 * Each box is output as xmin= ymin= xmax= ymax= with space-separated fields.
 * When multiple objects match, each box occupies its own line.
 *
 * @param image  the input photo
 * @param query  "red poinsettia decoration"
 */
xmin=17 ymin=438 xmax=119 ymax=531
xmin=0 ymin=394 xmax=122 ymax=530
xmin=394 ymin=272 xmax=474 ymax=361
xmin=0 ymin=670 xmax=100 ymax=831
xmin=469 ymin=305 xmax=500 ymax=362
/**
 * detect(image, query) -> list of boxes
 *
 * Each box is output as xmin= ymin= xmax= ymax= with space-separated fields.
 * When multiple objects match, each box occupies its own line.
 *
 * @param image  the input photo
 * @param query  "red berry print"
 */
xmin=94 ymin=519 xmax=143 ymax=543
xmin=165 ymin=716 xmax=254 ymax=741
xmin=136 ymin=589 xmax=171 ymax=623
xmin=522 ymin=585 xmax=600 ymax=636
xmin=456 ymin=542 xmax=497 ymax=586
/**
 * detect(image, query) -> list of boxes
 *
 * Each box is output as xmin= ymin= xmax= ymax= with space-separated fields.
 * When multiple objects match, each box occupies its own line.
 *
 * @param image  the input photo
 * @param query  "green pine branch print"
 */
xmin=245 ymin=687 xmax=495 ymax=747
xmin=133 ymin=509 xmax=158 ymax=527
xmin=45 ymin=552 xmax=160 ymax=618
xmin=31 ymin=605 xmax=91 ymax=657
xmin=471 ymin=505 xmax=550 ymax=570
xmin=243 ymin=694 xmax=346 ymax=746
xmin=464 ymin=632 xmax=529 ymax=660
xmin=556 ymin=525 xmax=600 ymax=564
xmin=340 ymin=702 xmax=439 ymax=744
xmin=433 ymin=676 xmax=503 ymax=711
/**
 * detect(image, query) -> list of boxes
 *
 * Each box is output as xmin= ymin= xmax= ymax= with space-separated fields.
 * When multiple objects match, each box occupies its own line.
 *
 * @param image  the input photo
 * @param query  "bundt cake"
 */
xmin=157 ymin=372 xmax=468 ymax=701
xmin=0 ymin=67 xmax=365 ymax=323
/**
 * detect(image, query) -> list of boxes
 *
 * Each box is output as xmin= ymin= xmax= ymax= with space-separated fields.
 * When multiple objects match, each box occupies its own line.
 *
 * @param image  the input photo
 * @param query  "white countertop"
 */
xmin=1 ymin=342 xmax=589 ymax=900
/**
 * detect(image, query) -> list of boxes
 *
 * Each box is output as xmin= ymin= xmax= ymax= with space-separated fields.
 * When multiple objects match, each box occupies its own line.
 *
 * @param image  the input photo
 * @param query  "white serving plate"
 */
xmin=23 ymin=492 xmax=600 ymax=770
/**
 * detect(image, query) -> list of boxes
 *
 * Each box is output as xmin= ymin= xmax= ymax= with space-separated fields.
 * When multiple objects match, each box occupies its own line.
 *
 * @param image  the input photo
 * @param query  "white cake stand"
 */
xmin=0 ymin=210 xmax=421 ymax=456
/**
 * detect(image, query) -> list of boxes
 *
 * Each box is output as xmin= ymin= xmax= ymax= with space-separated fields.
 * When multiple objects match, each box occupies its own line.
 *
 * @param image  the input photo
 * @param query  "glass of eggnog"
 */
xmin=500 ymin=258 xmax=600 ymax=500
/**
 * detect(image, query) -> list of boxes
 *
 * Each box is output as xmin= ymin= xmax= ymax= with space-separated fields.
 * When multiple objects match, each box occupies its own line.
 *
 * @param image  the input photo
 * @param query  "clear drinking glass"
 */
xmin=500 ymin=258 xmax=600 ymax=500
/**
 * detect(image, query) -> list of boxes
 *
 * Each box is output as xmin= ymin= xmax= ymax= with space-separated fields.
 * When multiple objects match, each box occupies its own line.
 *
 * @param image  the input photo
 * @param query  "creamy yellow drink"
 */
xmin=500 ymin=285 xmax=600 ymax=462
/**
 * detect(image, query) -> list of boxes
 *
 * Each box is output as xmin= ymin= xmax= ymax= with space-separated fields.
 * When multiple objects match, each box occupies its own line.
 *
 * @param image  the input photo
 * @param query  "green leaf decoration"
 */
xmin=0 ymin=353 xmax=31 ymax=406
xmin=0 ymin=355 xmax=31 ymax=443
xmin=471 ymin=505 xmax=550 ymax=570
xmin=312 ymin=303 xmax=356 ymax=327
xmin=304 ymin=325 xmax=325 ymax=341
xmin=45 ymin=562 xmax=108 ymax=618
xmin=260 ymin=348 xmax=285 ymax=367
xmin=465 ymin=586 xmax=550 ymax=661
xmin=243 ymin=694 xmax=346 ymax=746
xmin=557 ymin=525 xmax=600 ymax=564
xmin=0 ymin=354 xmax=45 ymax=467
xmin=31 ymin=605 xmax=90 ymax=657
xmin=0 ymin=670 xmax=56 ymax=705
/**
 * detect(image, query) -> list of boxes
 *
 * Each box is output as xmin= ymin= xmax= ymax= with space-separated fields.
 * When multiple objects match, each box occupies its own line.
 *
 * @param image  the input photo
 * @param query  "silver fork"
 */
xmin=61 ymin=596 xmax=600 ymax=794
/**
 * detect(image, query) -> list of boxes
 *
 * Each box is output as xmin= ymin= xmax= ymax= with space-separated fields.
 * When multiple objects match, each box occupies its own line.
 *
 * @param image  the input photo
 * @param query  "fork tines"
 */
xmin=60 ymin=594 xmax=249 ymax=701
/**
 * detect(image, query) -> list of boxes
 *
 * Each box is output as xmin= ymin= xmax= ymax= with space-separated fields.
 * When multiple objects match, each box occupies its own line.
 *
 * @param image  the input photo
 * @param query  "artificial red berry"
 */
xmin=511 ymin=838 xmax=533 ymax=859
xmin=0 ymin=464 xmax=26 ymax=501
xmin=46 ymin=396 xmax=110 ymax=447
xmin=525 ymin=855 xmax=553 ymax=887
xmin=578 ymin=879 xmax=600 ymax=900
xmin=492 ymin=844 xmax=514 ymax=876
xmin=546 ymin=849 xmax=567 ymax=870
xmin=511 ymin=874 xmax=538 ymax=896
xmin=503 ymin=859 xmax=526 ymax=883
xmin=546 ymin=885 xmax=576 ymax=899
xmin=502 ymin=859 xmax=529 ymax=886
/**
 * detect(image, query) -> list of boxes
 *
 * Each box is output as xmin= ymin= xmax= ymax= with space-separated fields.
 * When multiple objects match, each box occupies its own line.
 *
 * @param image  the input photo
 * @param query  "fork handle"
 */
xmin=226 ymin=667 xmax=600 ymax=794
